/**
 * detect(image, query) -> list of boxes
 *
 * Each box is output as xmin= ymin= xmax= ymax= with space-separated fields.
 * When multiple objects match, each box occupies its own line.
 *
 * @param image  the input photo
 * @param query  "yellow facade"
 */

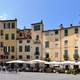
xmin=0 ymin=19 xmax=17 ymax=63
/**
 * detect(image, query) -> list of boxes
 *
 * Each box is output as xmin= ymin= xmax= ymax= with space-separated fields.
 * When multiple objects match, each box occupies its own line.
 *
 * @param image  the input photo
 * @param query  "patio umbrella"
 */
xmin=28 ymin=59 xmax=46 ymax=64
xmin=6 ymin=60 xmax=29 ymax=64
xmin=60 ymin=61 xmax=74 ymax=65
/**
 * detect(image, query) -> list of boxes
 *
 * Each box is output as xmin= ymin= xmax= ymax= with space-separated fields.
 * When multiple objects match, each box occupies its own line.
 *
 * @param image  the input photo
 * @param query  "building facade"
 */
xmin=0 ymin=19 xmax=80 ymax=63
xmin=0 ymin=19 xmax=17 ymax=64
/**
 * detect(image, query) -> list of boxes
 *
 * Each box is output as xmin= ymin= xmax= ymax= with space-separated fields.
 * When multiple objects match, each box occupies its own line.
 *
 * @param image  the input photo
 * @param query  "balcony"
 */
xmin=33 ymin=40 xmax=41 ymax=44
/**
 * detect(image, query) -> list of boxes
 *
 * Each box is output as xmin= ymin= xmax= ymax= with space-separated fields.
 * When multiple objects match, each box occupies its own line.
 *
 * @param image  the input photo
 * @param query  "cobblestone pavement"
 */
xmin=0 ymin=72 xmax=80 ymax=80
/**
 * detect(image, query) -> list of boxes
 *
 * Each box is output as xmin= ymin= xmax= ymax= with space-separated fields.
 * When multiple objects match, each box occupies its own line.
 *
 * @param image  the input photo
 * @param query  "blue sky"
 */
xmin=0 ymin=0 xmax=80 ymax=30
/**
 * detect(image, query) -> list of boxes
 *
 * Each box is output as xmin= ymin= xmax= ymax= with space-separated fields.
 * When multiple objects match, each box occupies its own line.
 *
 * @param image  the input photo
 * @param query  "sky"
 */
xmin=0 ymin=0 xmax=80 ymax=30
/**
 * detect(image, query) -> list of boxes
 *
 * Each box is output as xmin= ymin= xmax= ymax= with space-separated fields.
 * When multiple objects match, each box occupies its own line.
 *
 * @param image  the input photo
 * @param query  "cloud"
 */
xmin=0 ymin=13 xmax=9 ymax=20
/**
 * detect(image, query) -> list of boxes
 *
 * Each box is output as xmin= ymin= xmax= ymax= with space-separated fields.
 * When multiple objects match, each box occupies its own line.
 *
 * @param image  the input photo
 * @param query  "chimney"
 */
xmin=60 ymin=24 xmax=64 ymax=29
xmin=70 ymin=24 xmax=72 ymax=27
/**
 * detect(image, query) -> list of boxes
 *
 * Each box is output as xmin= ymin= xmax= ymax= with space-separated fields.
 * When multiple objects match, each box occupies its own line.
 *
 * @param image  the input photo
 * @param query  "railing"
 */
xmin=33 ymin=40 xmax=41 ymax=44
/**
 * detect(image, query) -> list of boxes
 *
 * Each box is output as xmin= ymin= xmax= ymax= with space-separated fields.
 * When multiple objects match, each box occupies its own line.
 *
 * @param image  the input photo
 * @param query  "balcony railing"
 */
xmin=33 ymin=40 xmax=41 ymax=44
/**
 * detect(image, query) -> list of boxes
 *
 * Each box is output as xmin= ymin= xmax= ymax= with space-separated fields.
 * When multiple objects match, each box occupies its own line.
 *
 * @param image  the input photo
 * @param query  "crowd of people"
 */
xmin=0 ymin=62 xmax=80 ymax=75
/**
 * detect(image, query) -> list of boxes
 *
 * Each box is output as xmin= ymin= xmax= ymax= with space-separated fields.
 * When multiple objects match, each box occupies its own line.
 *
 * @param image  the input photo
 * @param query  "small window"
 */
xmin=45 ymin=41 xmax=49 ymax=48
xmin=1 ymin=30 xmax=3 ymax=35
xmin=8 ymin=46 xmax=10 ymax=52
xmin=64 ymin=40 xmax=68 ymax=45
xmin=45 ymin=53 xmax=49 ymax=58
xmin=12 ymin=23 xmax=15 ymax=28
xmin=7 ymin=23 xmax=10 ymax=28
xmin=11 ymin=33 xmax=15 ymax=40
xmin=11 ymin=46 xmax=15 ymax=52
xmin=19 ymin=33 xmax=22 ymax=36
xmin=26 ymin=55 xmax=30 ymax=59
xmin=34 ymin=25 xmax=40 ymax=31
xmin=1 ymin=42 xmax=3 ymax=47
xmin=35 ymin=47 xmax=39 ymax=55
xmin=0 ymin=55 xmax=4 ymax=59
xmin=27 ymin=40 xmax=30 ymax=43
xmin=75 ymin=27 xmax=78 ymax=34
xmin=64 ymin=29 xmax=68 ymax=36
xmin=4 ymin=23 xmax=5 ymax=29
xmin=5 ymin=56 xmax=8 ymax=59
xmin=74 ymin=49 xmax=79 ymax=60
xmin=5 ymin=34 xmax=9 ymax=40
xmin=19 ymin=55 xmax=23 ymax=59
xmin=55 ymin=30 xmax=58 ymax=34
xmin=35 ymin=56 xmax=39 ymax=59
xmin=19 ymin=40 xmax=22 ymax=43
xmin=55 ymin=38 xmax=59 ymax=41
xmin=25 ymin=45 xmax=30 ymax=52
xmin=36 ymin=35 xmax=39 ymax=40
xmin=19 ymin=46 xmax=22 ymax=52
xmin=64 ymin=50 xmax=68 ymax=60
xmin=11 ymin=56 xmax=15 ymax=59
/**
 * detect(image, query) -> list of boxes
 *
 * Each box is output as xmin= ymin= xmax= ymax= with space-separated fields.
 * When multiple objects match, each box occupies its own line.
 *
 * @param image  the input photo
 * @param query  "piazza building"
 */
xmin=0 ymin=19 xmax=80 ymax=63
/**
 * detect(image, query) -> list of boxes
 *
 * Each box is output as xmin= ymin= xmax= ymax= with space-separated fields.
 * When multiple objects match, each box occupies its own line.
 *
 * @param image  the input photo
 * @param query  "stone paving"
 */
xmin=0 ymin=72 xmax=80 ymax=80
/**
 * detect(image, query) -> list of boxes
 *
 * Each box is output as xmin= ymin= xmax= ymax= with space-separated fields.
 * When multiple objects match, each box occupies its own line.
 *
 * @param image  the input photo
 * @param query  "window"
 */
xmin=19 ymin=40 xmax=22 ymax=43
xmin=5 ymin=34 xmax=9 ymax=40
xmin=64 ymin=50 xmax=68 ymax=60
xmin=36 ymin=35 xmax=39 ymax=40
xmin=19 ymin=33 xmax=22 ymax=36
xmin=64 ymin=29 xmax=68 ymax=36
xmin=26 ymin=55 xmax=30 ymax=59
xmin=27 ymin=40 xmax=30 ymax=43
xmin=0 ymin=55 xmax=4 ymax=59
xmin=11 ymin=46 xmax=15 ymax=52
xmin=75 ymin=27 xmax=78 ymax=33
xmin=8 ymin=46 xmax=10 ymax=52
xmin=5 ymin=56 xmax=8 ymax=59
xmin=64 ymin=40 xmax=68 ymax=45
xmin=1 ymin=30 xmax=3 ymax=35
xmin=12 ymin=23 xmax=15 ymax=28
xmin=35 ymin=47 xmax=39 ymax=55
xmin=35 ymin=56 xmax=39 ymax=59
xmin=4 ymin=46 xmax=7 ymax=53
xmin=11 ymin=56 xmax=15 ymax=59
xmin=45 ymin=53 xmax=49 ymax=58
xmin=45 ymin=41 xmax=49 ymax=48
xmin=34 ymin=25 xmax=40 ymax=31
xmin=55 ymin=30 xmax=58 ymax=35
xmin=1 ymin=42 xmax=3 ymax=47
xmin=11 ymin=33 xmax=15 ymax=40
xmin=4 ymin=23 xmax=5 ymax=29
xmin=19 ymin=55 xmax=23 ymax=59
xmin=19 ymin=46 xmax=22 ymax=52
xmin=74 ymin=49 xmax=79 ymax=60
xmin=25 ymin=45 xmax=30 ymax=52
xmin=55 ymin=38 xmax=59 ymax=41
xmin=7 ymin=23 xmax=10 ymax=28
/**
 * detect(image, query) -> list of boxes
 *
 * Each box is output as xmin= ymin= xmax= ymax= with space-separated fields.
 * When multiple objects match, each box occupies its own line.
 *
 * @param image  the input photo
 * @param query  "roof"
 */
xmin=43 ymin=25 xmax=80 ymax=32
xmin=31 ymin=20 xmax=43 ymax=25
xmin=0 ymin=18 xmax=17 ymax=22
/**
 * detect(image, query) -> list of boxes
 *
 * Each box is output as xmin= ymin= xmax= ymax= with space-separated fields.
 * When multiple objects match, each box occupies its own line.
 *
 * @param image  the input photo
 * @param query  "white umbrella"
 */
xmin=6 ymin=60 xmax=28 ymax=64
xmin=60 ymin=61 xmax=74 ymax=65
xmin=28 ymin=59 xmax=46 ymax=64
